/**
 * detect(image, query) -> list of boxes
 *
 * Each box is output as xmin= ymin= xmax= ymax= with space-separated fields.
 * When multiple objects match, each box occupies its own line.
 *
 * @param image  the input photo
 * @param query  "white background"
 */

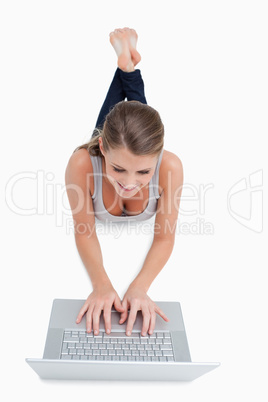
xmin=1 ymin=0 xmax=267 ymax=400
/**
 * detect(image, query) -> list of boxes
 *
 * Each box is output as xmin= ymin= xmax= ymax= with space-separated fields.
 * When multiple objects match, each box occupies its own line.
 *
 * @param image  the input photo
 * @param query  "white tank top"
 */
xmin=89 ymin=149 xmax=164 ymax=222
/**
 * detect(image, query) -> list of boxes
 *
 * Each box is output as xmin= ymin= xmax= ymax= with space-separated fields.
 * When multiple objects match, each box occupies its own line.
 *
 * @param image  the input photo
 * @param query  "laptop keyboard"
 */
xmin=60 ymin=330 xmax=175 ymax=362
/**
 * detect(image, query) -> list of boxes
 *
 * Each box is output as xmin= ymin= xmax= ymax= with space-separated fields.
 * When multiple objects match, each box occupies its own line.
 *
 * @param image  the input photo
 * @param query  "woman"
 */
xmin=65 ymin=28 xmax=183 ymax=338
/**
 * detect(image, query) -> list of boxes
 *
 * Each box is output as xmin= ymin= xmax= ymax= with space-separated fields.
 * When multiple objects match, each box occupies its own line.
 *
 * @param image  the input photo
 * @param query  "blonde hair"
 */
xmin=73 ymin=101 xmax=164 ymax=157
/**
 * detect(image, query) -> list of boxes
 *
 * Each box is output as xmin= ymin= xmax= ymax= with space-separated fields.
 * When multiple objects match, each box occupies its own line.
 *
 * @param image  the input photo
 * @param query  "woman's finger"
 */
xmin=92 ymin=305 xmax=102 ymax=335
xmin=103 ymin=303 xmax=112 ymax=334
xmin=126 ymin=303 xmax=138 ymax=336
xmin=119 ymin=298 xmax=128 ymax=324
xmin=148 ymin=309 xmax=156 ymax=335
xmin=114 ymin=295 xmax=125 ymax=313
xmin=155 ymin=305 xmax=169 ymax=322
xmin=76 ymin=301 xmax=89 ymax=324
xmin=86 ymin=304 xmax=94 ymax=333
xmin=141 ymin=307 xmax=150 ymax=336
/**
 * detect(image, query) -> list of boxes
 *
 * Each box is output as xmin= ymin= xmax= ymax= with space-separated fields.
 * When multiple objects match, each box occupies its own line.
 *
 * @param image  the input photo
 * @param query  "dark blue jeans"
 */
xmin=92 ymin=68 xmax=147 ymax=137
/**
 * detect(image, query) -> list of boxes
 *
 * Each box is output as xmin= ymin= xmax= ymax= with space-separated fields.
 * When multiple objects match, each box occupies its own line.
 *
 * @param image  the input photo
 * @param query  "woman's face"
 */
xmin=99 ymin=138 xmax=158 ymax=198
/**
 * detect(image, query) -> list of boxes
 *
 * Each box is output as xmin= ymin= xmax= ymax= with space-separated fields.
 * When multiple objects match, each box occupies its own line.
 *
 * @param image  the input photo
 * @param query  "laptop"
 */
xmin=26 ymin=299 xmax=220 ymax=381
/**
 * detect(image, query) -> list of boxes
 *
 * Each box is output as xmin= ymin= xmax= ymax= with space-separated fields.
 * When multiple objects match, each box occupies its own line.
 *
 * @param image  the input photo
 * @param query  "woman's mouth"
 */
xmin=117 ymin=181 xmax=138 ymax=192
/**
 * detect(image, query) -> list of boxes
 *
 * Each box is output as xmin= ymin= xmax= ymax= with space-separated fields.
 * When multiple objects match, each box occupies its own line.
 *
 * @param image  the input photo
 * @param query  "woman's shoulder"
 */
xmin=66 ymin=148 xmax=94 ymax=175
xmin=65 ymin=148 xmax=96 ymax=196
xmin=159 ymin=149 xmax=183 ymax=189
xmin=161 ymin=149 xmax=183 ymax=173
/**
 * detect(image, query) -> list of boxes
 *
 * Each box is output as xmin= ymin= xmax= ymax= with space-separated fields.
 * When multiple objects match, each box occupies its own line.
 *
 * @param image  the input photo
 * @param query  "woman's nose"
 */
xmin=122 ymin=175 xmax=138 ymax=188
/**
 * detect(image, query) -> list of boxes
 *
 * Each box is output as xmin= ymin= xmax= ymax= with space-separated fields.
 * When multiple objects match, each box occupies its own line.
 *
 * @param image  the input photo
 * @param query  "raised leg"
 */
xmin=119 ymin=68 xmax=147 ymax=104
xmin=94 ymin=68 xmax=126 ymax=131
xmin=92 ymin=28 xmax=146 ymax=138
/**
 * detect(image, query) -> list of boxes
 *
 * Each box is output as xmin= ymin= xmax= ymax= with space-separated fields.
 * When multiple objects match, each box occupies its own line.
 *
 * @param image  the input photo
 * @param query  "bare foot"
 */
xmin=122 ymin=27 xmax=141 ymax=66
xmin=109 ymin=28 xmax=134 ymax=72
xmin=109 ymin=28 xmax=141 ymax=72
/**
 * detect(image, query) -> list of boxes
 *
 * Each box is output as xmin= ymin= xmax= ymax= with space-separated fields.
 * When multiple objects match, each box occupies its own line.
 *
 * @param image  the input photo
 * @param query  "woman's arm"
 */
xmin=129 ymin=238 xmax=175 ymax=292
xmin=132 ymin=152 xmax=183 ymax=290
xmin=65 ymin=149 xmax=124 ymax=334
xmin=74 ymin=234 xmax=111 ymax=289
xmin=120 ymin=152 xmax=184 ymax=335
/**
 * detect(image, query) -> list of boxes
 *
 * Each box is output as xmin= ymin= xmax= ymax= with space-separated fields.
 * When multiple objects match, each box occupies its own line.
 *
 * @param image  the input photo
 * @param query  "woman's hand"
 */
xmin=76 ymin=282 xmax=124 ymax=335
xmin=120 ymin=284 xmax=169 ymax=336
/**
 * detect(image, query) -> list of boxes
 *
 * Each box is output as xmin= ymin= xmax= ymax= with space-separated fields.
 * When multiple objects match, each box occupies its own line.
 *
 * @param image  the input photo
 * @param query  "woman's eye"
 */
xmin=113 ymin=167 xmax=124 ymax=173
xmin=112 ymin=167 xmax=150 ymax=175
